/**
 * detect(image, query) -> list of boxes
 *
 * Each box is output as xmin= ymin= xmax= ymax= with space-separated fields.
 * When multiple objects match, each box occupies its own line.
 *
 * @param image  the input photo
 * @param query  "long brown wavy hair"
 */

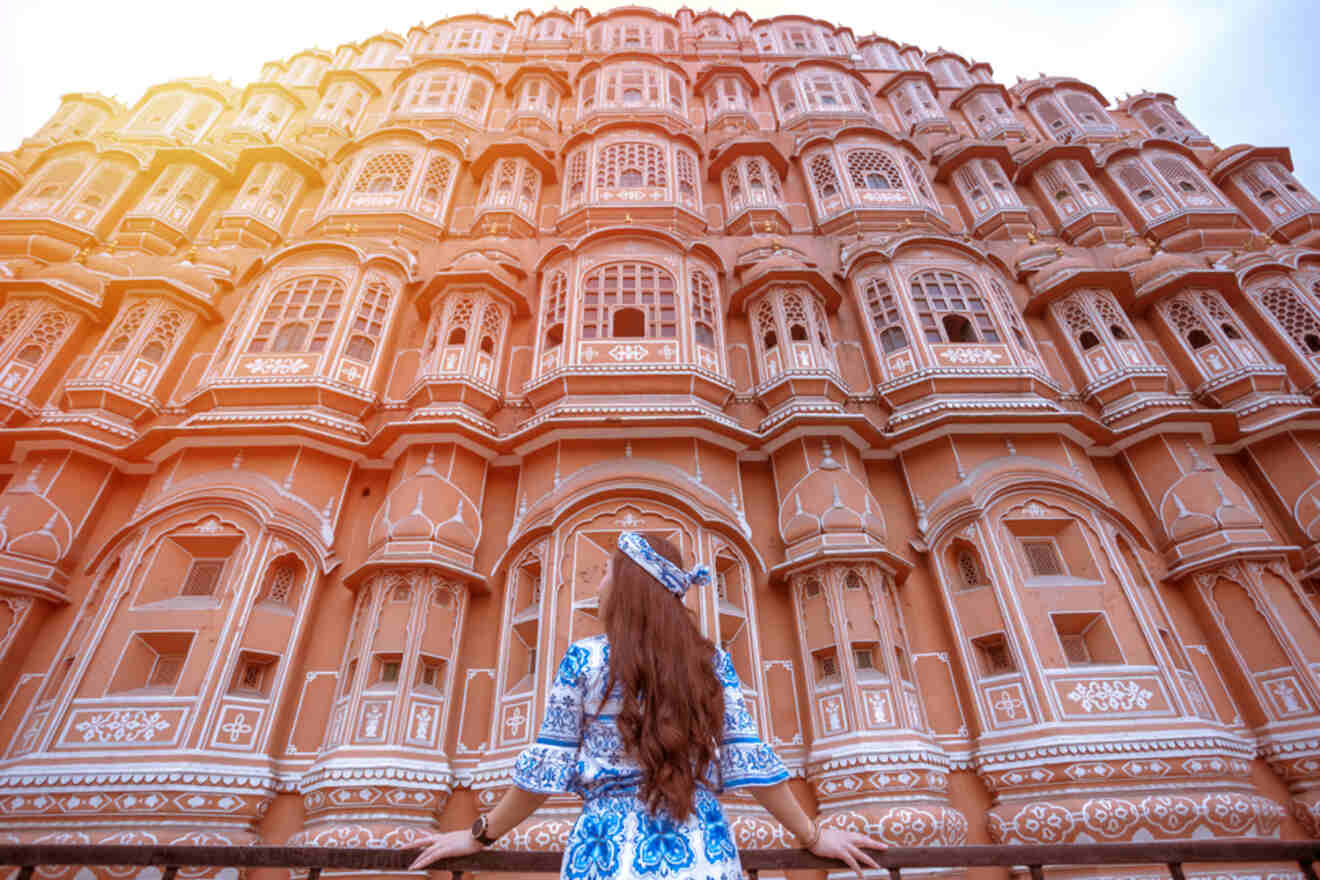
xmin=602 ymin=535 xmax=723 ymax=821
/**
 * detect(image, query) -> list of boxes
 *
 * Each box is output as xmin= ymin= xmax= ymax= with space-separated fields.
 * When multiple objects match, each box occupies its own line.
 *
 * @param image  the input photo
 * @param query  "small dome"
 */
xmin=1129 ymin=251 xmax=1199 ymax=289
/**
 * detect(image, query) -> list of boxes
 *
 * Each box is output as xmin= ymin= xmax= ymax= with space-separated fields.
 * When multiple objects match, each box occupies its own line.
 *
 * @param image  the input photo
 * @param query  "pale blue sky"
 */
xmin=2 ymin=0 xmax=1316 ymax=184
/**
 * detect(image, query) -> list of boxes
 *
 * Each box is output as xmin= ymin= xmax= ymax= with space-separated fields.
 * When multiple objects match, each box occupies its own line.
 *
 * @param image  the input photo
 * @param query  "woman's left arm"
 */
xmin=406 ymin=786 xmax=550 ymax=869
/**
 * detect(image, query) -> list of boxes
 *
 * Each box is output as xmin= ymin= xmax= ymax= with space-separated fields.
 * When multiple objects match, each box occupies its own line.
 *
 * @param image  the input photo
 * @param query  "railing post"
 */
xmin=307 ymin=869 xmax=322 ymax=880
xmin=1299 ymin=860 xmax=1318 ymax=880
xmin=888 ymin=867 xmax=902 ymax=880
xmin=161 ymin=867 xmax=178 ymax=880
xmin=1029 ymin=865 xmax=1044 ymax=880
xmin=1168 ymin=863 xmax=1186 ymax=880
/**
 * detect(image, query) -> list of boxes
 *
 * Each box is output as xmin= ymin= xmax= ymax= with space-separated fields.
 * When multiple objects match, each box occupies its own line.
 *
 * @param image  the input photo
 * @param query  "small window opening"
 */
xmin=1187 ymin=329 xmax=1212 ymax=349
xmin=942 ymin=314 xmax=976 ymax=343
xmin=1079 ymin=330 xmax=1100 ymax=350
xmin=612 ymin=307 xmax=645 ymax=338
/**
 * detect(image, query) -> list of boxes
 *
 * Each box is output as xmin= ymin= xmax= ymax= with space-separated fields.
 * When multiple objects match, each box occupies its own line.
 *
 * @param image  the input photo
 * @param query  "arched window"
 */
xmin=1062 ymin=92 xmax=1113 ymax=130
xmin=954 ymin=159 xmax=1022 ymax=220
xmin=909 ymin=270 xmax=1000 ymax=344
xmin=1161 ymin=289 xmax=1265 ymax=372
xmin=342 ymin=280 xmax=392 ymax=366
xmin=580 ymin=263 xmax=676 ymax=340
xmin=260 ymin=557 xmax=302 ymax=606
xmin=348 ymin=152 xmax=415 ymax=208
xmin=1238 ymin=160 xmax=1317 ymax=219
xmin=565 ymin=151 xmax=588 ymax=207
xmin=426 ymin=291 xmax=507 ymax=384
xmin=1031 ymin=96 xmax=1075 ymax=141
xmin=229 ymin=162 xmax=301 ymax=227
xmin=808 ymin=154 xmax=844 ymax=214
xmin=597 ymin=143 xmax=667 ymax=191
xmin=751 ymin=289 xmax=834 ymax=380
xmin=1151 ymin=154 xmax=1221 ymax=206
xmin=691 ymin=270 xmax=719 ymax=364
xmin=247 ymin=277 xmax=346 ymax=356
xmin=847 ymin=150 xmax=902 ymax=192
xmin=86 ymin=299 xmax=189 ymax=392
xmin=541 ymin=271 xmax=567 ymax=350
xmin=861 ymin=278 xmax=909 ymax=354
xmin=0 ymin=301 xmax=77 ymax=394
xmin=16 ymin=160 xmax=84 ymax=212
xmin=477 ymin=157 xmax=541 ymax=223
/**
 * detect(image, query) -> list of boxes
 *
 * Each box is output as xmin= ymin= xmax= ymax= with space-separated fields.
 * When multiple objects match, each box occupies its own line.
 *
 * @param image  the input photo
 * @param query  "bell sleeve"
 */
xmin=714 ymin=649 xmax=789 ymax=790
xmin=512 ymin=642 xmax=589 ymax=794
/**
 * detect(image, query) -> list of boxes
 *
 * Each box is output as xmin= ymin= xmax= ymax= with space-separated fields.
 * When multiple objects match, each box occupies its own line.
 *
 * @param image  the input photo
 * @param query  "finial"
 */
xmin=1054 ymin=244 xmax=1063 ymax=257
xmin=1026 ymin=228 xmax=1038 ymax=245
xmin=73 ymin=248 xmax=89 ymax=265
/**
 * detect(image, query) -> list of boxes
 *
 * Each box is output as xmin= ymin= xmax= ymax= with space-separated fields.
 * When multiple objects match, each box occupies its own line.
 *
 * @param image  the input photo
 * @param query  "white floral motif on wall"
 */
xmin=243 ymin=357 xmax=311 ymax=375
xmin=74 ymin=709 xmax=171 ymax=743
xmin=1066 ymin=679 xmax=1154 ymax=712
xmin=938 ymin=347 xmax=1004 ymax=365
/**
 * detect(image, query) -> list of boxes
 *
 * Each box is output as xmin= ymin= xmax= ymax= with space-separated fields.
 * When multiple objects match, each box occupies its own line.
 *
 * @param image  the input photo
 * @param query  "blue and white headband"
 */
xmin=617 ymin=531 xmax=711 ymax=599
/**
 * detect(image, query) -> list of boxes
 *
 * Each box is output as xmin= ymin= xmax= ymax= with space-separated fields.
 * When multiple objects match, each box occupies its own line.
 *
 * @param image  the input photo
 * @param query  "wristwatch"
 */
xmin=471 ymin=814 xmax=497 ymax=847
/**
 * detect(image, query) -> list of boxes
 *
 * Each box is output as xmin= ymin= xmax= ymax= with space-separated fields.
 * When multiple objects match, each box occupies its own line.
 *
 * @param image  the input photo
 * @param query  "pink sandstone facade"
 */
xmin=0 ymin=6 xmax=1318 ymax=879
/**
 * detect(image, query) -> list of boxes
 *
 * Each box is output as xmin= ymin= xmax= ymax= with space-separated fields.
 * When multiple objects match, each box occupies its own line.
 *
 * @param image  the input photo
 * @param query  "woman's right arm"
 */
xmin=749 ymin=781 xmax=885 ymax=877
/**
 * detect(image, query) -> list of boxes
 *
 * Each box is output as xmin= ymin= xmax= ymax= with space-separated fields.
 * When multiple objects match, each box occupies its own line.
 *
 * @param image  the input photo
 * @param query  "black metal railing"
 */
xmin=0 ymin=841 xmax=1317 ymax=879
xmin=2 ymin=839 xmax=1320 ymax=880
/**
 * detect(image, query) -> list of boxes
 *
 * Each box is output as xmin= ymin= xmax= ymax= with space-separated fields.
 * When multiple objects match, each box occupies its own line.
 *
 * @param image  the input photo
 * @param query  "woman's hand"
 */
xmin=808 ymin=825 xmax=885 ymax=879
xmin=406 ymin=829 xmax=483 ymax=871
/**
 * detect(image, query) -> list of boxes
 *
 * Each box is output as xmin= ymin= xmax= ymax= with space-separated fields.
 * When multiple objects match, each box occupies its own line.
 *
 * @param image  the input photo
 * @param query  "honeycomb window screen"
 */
xmin=148 ymin=653 xmax=186 ymax=688
xmin=262 ymin=562 xmax=298 ymax=605
xmin=0 ymin=303 xmax=77 ymax=391
xmin=181 ymin=559 xmax=225 ymax=596
xmin=247 ymin=276 xmax=347 ymax=356
xmin=1257 ymin=284 xmax=1320 ymax=355
xmin=1021 ymin=538 xmax=1065 ymax=577
xmin=846 ymin=149 xmax=903 ymax=192
xmin=861 ymin=278 xmax=909 ymax=354
xmin=1161 ymin=289 xmax=1262 ymax=365
xmin=580 ymin=263 xmax=677 ymax=340
xmin=956 ymin=548 xmax=985 ymax=589
xmin=972 ymin=633 xmax=1015 ymax=676
xmin=1115 ymin=161 xmax=1169 ymax=211
xmin=596 ymin=142 xmax=667 ymax=192
xmin=1052 ymin=612 xmax=1122 ymax=666
xmin=419 ymin=155 xmax=455 ymax=220
xmin=808 ymin=153 xmax=844 ymax=214
xmin=1152 ymin=154 xmax=1215 ymax=201
xmin=349 ymin=152 xmax=416 ymax=208
xmin=909 ymin=270 xmax=1000 ymax=344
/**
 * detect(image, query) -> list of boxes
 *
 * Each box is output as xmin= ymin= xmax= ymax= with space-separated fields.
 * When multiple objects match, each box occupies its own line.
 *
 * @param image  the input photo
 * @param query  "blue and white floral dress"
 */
xmin=513 ymin=635 xmax=789 ymax=880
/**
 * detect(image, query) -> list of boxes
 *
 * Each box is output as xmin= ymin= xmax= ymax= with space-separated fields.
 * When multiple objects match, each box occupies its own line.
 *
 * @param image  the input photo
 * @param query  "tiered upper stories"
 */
xmin=3 ymin=5 xmax=1320 ymax=438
